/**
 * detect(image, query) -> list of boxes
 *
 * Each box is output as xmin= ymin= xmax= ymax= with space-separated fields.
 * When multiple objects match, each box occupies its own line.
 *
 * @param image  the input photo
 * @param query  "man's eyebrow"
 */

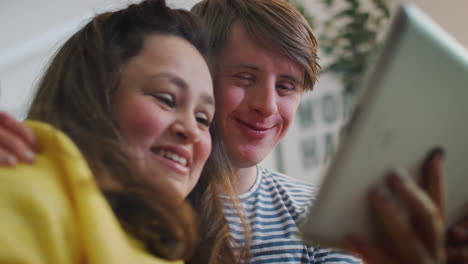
xmin=279 ymin=74 xmax=301 ymax=84
xmin=224 ymin=63 xmax=260 ymax=71
xmin=222 ymin=64 xmax=301 ymax=84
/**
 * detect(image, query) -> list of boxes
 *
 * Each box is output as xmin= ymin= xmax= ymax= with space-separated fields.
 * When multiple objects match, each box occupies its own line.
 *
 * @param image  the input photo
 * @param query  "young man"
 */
xmin=190 ymin=2 xmax=468 ymax=264
xmin=191 ymin=0 xmax=360 ymax=263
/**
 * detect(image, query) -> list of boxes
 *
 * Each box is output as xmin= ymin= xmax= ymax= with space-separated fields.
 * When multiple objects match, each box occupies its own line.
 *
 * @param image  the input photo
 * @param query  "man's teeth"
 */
xmin=156 ymin=150 xmax=188 ymax=166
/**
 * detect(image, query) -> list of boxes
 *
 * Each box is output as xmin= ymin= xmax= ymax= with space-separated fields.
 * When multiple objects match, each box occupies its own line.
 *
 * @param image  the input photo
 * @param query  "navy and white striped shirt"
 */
xmin=223 ymin=166 xmax=361 ymax=264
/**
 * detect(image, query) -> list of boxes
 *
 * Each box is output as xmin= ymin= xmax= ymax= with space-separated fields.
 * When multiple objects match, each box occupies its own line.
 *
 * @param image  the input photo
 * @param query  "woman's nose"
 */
xmin=171 ymin=117 xmax=200 ymax=143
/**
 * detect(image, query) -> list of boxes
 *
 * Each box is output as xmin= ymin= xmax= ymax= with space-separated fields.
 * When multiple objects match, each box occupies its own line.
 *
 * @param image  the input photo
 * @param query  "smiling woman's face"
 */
xmin=111 ymin=34 xmax=214 ymax=200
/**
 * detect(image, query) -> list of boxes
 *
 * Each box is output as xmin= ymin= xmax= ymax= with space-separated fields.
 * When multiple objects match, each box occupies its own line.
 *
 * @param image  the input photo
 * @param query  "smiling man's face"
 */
xmin=214 ymin=21 xmax=303 ymax=169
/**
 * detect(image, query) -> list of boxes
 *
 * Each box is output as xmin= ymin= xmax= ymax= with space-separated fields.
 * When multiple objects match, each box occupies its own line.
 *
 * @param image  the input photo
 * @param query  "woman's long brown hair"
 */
xmin=27 ymin=0 xmax=240 ymax=262
xmin=188 ymin=123 xmax=250 ymax=264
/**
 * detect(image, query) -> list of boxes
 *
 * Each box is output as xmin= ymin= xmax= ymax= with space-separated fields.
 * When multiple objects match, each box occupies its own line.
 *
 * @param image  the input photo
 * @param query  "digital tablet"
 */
xmin=300 ymin=3 xmax=468 ymax=247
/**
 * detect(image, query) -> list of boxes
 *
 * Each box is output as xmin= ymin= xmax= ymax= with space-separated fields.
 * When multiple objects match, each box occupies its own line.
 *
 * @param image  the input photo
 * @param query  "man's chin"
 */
xmin=231 ymin=152 xmax=269 ymax=169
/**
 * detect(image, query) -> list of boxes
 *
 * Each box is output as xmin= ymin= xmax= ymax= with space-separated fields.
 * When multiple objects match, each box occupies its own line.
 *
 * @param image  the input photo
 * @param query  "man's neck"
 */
xmin=232 ymin=166 xmax=258 ymax=195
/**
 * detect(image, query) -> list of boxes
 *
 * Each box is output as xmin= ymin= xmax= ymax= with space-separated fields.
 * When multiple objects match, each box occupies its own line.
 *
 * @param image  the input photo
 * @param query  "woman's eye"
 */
xmin=154 ymin=93 xmax=175 ymax=107
xmin=195 ymin=112 xmax=211 ymax=127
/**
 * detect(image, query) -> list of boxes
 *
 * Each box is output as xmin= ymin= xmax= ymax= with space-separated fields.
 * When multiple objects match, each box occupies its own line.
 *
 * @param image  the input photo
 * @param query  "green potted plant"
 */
xmin=287 ymin=0 xmax=392 ymax=94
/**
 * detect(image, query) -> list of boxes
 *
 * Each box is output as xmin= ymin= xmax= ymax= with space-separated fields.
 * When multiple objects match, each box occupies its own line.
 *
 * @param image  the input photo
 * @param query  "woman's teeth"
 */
xmin=155 ymin=149 xmax=188 ymax=166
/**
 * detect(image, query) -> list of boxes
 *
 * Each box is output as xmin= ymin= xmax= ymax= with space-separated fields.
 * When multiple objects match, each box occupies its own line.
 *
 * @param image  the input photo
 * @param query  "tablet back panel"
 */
xmin=300 ymin=3 xmax=468 ymax=247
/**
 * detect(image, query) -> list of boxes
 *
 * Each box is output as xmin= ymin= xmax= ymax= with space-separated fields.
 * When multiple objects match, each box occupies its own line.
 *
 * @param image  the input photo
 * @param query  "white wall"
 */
xmin=411 ymin=0 xmax=468 ymax=48
xmin=0 ymin=0 xmax=200 ymax=118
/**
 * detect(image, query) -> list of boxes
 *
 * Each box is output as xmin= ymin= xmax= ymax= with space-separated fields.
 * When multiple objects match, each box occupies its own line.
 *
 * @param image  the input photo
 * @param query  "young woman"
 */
xmin=0 ymin=0 xmax=240 ymax=263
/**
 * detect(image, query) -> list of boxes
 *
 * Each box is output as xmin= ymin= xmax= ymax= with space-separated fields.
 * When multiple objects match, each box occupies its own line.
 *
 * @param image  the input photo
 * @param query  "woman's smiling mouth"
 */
xmin=151 ymin=148 xmax=189 ymax=167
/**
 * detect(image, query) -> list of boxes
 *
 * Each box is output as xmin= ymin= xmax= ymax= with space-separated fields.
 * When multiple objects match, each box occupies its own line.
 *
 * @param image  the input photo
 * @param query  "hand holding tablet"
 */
xmin=345 ymin=149 xmax=446 ymax=264
xmin=300 ymin=3 xmax=468 ymax=252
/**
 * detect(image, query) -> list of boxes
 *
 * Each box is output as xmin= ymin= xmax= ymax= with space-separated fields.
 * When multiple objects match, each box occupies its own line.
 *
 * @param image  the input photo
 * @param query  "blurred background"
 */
xmin=0 ymin=0 xmax=466 ymax=185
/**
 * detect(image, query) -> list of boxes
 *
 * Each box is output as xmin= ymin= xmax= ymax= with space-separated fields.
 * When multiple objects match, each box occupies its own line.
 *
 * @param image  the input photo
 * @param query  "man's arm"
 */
xmin=0 ymin=111 xmax=39 ymax=165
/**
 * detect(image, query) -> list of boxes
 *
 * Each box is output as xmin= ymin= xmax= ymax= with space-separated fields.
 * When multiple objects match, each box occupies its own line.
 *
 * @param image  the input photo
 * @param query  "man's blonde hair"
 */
xmin=192 ymin=0 xmax=320 ymax=91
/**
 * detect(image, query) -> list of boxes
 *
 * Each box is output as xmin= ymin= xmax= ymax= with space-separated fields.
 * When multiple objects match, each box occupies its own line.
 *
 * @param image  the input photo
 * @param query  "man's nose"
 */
xmin=247 ymin=80 xmax=278 ymax=117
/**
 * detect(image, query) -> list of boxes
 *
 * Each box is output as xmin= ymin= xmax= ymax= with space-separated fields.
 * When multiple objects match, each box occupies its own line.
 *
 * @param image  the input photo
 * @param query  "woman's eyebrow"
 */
xmin=201 ymin=93 xmax=215 ymax=106
xmin=151 ymin=72 xmax=214 ymax=106
xmin=150 ymin=72 xmax=188 ymax=89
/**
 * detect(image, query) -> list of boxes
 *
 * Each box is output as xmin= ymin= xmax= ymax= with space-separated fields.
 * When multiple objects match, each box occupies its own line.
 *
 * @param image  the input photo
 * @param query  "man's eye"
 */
xmin=195 ymin=112 xmax=211 ymax=127
xmin=235 ymin=73 xmax=253 ymax=80
xmin=154 ymin=93 xmax=175 ymax=107
xmin=234 ymin=73 xmax=255 ymax=85
xmin=277 ymin=83 xmax=296 ymax=93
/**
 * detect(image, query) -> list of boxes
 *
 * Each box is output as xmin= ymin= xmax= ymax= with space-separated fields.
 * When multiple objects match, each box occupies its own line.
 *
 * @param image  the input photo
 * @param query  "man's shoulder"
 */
xmin=259 ymin=166 xmax=317 ymax=191
xmin=257 ymin=166 xmax=319 ymax=211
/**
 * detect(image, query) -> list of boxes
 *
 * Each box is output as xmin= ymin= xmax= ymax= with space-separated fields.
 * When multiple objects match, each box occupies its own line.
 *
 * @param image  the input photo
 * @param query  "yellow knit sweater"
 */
xmin=0 ymin=121 xmax=181 ymax=264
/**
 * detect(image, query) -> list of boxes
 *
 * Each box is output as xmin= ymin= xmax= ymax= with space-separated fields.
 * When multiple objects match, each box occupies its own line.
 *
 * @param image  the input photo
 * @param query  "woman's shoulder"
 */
xmin=0 ymin=121 xmax=88 ymax=263
xmin=25 ymin=120 xmax=85 ymax=164
xmin=0 ymin=120 xmax=182 ymax=264
xmin=0 ymin=120 xmax=96 ymax=204
xmin=0 ymin=120 xmax=90 ymax=199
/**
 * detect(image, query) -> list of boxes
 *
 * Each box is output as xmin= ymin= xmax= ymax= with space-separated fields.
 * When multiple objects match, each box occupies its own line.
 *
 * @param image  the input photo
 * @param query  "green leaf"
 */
xmin=323 ymin=45 xmax=335 ymax=55
xmin=334 ymin=8 xmax=356 ymax=19
xmin=358 ymin=13 xmax=370 ymax=23
xmin=372 ymin=0 xmax=391 ymax=17
xmin=323 ymin=0 xmax=335 ymax=8
xmin=347 ymin=0 xmax=360 ymax=9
